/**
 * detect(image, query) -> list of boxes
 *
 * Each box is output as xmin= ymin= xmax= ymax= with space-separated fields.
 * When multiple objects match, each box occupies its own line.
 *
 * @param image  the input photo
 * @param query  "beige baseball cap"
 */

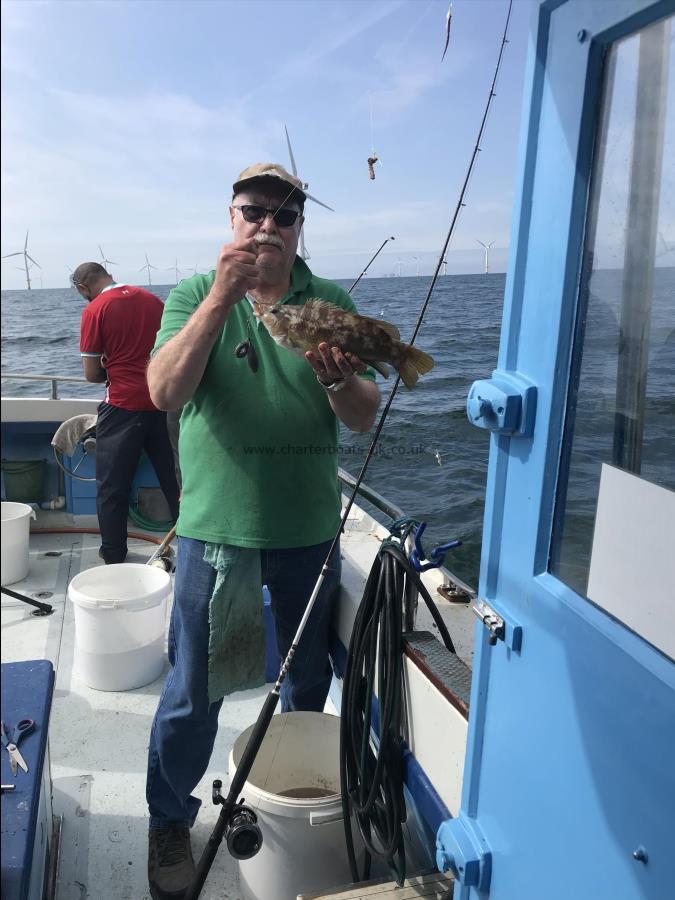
xmin=232 ymin=163 xmax=306 ymax=202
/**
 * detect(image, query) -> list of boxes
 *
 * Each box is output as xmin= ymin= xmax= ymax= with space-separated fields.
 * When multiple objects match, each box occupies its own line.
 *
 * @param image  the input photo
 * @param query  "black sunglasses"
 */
xmin=233 ymin=204 xmax=301 ymax=228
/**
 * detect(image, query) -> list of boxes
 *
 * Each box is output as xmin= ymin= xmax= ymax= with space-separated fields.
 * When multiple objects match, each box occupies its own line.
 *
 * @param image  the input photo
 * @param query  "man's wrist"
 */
xmin=317 ymin=373 xmax=351 ymax=392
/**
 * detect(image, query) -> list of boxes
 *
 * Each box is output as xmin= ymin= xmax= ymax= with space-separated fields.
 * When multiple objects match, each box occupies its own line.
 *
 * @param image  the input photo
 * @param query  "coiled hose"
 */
xmin=339 ymin=540 xmax=455 ymax=886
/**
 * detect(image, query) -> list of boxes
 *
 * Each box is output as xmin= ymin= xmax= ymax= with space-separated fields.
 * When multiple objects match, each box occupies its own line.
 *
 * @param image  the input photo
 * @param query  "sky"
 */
xmin=0 ymin=0 xmax=537 ymax=289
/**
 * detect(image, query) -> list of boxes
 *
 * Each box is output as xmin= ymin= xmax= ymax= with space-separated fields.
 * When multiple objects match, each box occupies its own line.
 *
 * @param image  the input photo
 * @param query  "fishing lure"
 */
xmin=441 ymin=1 xmax=453 ymax=62
xmin=234 ymin=319 xmax=259 ymax=373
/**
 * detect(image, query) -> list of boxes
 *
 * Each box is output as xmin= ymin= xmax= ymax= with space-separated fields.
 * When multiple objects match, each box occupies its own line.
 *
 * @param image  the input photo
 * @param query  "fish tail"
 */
xmin=397 ymin=345 xmax=435 ymax=389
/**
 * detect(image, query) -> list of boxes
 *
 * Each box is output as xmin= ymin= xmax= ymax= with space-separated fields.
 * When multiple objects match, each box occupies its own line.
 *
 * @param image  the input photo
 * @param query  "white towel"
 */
xmin=51 ymin=414 xmax=97 ymax=456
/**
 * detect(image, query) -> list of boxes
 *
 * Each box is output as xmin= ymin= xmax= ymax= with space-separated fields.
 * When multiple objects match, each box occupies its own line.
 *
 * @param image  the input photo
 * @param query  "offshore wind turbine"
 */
xmin=284 ymin=125 xmax=334 ymax=261
xmin=412 ymin=256 xmax=420 ymax=276
xmin=477 ymin=239 xmax=495 ymax=274
xmin=442 ymin=258 xmax=448 ymax=276
xmin=2 ymin=230 xmax=41 ymax=290
xmin=98 ymin=244 xmax=117 ymax=270
xmin=166 ymin=258 xmax=182 ymax=283
xmin=139 ymin=253 xmax=158 ymax=287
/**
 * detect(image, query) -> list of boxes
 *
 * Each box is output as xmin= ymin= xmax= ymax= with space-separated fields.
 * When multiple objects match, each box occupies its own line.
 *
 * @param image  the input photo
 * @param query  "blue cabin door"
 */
xmin=438 ymin=2 xmax=675 ymax=899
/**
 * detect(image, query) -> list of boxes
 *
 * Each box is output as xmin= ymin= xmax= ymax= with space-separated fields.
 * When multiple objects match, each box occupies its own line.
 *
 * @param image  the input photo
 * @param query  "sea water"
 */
xmin=3 ymin=270 xmax=673 ymax=589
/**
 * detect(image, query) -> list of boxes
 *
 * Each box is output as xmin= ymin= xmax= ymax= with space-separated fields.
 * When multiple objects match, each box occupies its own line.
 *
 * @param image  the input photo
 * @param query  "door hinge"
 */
xmin=436 ymin=813 xmax=492 ymax=890
xmin=473 ymin=599 xmax=522 ymax=651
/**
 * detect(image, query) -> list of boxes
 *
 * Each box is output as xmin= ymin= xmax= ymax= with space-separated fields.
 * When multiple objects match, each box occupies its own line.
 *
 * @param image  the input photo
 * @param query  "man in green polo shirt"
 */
xmin=144 ymin=162 xmax=380 ymax=898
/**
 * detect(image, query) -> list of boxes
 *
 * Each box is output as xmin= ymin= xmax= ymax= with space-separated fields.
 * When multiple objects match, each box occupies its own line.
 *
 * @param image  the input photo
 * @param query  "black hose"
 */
xmin=339 ymin=541 xmax=455 ymax=886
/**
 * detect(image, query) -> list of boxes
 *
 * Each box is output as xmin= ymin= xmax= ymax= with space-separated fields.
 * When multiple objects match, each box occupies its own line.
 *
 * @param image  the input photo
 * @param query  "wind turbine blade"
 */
xmin=149 ymin=264 xmax=158 ymax=270
xmin=139 ymin=265 xmax=147 ymax=272
xmin=304 ymin=191 xmax=334 ymax=211
xmin=284 ymin=125 xmax=299 ymax=177
xmin=299 ymin=228 xmax=310 ymax=261
xmin=26 ymin=254 xmax=41 ymax=268
xmin=2 ymin=252 xmax=22 ymax=259
xmin=107 ymin=259 xmax=117 ymax=265
xmin=24 ymin=230 xmax=29 ymax=251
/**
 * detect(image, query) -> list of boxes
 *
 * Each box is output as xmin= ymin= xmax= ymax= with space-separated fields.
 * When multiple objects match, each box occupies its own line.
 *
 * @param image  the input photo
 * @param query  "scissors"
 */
xmin=1 ymin=718 xmax=35 ymax=776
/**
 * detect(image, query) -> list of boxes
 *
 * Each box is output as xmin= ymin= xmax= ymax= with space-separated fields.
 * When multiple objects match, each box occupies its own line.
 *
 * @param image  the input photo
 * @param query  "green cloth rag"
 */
xmin=203 ymin=543 xmax=266 ymax=703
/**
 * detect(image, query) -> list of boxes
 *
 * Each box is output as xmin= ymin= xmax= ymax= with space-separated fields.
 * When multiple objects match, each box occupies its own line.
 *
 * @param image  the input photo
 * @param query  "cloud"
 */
xmin=242 ymin=0 xmax=407 ymax=103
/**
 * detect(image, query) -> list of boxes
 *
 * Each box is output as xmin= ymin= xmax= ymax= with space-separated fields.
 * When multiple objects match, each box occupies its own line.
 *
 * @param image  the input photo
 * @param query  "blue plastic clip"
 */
xmin=409 ymin=522 xmax=462 ymax=572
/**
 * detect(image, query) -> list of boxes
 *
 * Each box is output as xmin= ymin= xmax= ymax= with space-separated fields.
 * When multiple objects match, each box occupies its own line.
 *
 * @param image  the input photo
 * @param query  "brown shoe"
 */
xmin=148 ymin=824 xmax=195 ymax=899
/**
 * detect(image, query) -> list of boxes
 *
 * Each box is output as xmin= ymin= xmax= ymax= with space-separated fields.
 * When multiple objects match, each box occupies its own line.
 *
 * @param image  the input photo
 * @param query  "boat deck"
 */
xmin=1 ymin=505 xmax=476 ymax=899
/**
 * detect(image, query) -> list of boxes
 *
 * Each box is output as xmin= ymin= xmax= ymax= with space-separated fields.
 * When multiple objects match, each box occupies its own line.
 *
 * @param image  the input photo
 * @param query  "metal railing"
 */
xmin=1 ymin=372 xmax=474 ymax=598
xmin=1 ymin=372 xmax=92 ymax=400
xmin=337 ymin=466 xmax=475 ymax=601
xmin=337 ymin=466 xmax=406 ymax=521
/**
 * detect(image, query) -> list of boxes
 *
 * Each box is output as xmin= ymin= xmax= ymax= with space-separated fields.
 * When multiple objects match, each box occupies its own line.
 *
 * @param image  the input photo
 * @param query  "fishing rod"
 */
xmin=187 ymin=4 xmax=513 ymax=893
xmin=347 ymin=236 xmax=395 ymax=294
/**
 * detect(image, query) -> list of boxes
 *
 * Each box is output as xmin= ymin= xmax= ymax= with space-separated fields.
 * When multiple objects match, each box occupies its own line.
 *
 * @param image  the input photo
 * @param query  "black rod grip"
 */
xmin=226 ymin=691 xmax=279 ymax=803
xmin=185 ymin=690 xmax=279 ymax=899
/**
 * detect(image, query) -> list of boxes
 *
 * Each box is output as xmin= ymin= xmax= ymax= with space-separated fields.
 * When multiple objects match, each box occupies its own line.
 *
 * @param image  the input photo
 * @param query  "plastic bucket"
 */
xmin=1 ymin=502 xmax=36 ymax=586
xmin=230 ymin=711 xmax=360 ymax=900
xmin=68 ymin=563 xmax=171 ymax=691
xmin=1 ymin=459 xmax=46 ymax=503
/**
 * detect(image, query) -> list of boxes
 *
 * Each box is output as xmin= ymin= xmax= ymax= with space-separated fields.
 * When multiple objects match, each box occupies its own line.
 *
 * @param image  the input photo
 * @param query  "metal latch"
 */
xmin=473 ymin=600 xmax=504 ymax=645
xmin=472 ymin=599 xmax=522 ymax=651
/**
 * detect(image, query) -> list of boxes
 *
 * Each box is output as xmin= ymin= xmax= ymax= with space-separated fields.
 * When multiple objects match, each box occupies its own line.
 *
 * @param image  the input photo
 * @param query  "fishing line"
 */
xmin=188 ymin=6 xmax=513 ymax=890
xmin=336 ymin=0 xmax=514 ymax=539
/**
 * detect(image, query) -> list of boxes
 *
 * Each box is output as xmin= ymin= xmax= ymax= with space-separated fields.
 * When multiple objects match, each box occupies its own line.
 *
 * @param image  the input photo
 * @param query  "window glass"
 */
xmin=550 ymin=17 xmax=674 ymax=596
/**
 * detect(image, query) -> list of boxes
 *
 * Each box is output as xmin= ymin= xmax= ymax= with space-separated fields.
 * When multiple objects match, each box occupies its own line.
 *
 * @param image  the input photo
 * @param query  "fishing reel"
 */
xmin=212 ymin=780 xmax=263 ymax=860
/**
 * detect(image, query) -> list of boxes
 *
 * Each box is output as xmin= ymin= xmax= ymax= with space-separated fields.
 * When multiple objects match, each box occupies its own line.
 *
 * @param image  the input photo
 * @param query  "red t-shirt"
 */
xmin=80 ymin=285 xmax=164 ymax=411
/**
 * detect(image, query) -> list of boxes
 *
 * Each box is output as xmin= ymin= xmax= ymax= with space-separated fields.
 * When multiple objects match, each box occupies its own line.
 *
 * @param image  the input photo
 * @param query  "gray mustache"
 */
xmin=254 ymin=234 xmax=284 ymax=250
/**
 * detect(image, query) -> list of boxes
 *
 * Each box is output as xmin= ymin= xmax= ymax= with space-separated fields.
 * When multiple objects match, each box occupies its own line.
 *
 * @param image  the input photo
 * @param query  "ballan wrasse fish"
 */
xmin=253 ymin=299 xmax=434 ymax=389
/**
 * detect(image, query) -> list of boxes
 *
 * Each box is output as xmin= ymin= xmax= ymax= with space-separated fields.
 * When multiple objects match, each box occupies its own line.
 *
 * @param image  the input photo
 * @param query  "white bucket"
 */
xmin=68 ymin=563 xmax=171 ymax=691
xmin=230 ymin=711 xmax=360 ymax=900
xmin=1 ymin=501 xmax=36 ymax=586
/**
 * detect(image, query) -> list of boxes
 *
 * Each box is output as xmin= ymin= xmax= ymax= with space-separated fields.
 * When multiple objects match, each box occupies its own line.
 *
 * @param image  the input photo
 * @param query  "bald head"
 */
xmin=72 ymin=262 xmax=110 ymax=287
xmin=71 ymin=262 xmax=113 ymax=300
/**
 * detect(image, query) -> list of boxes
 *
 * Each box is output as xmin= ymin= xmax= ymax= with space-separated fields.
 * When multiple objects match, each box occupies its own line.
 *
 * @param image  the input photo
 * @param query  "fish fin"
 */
xmin=397 ymin=359 xmax=419 ymax=389
xmin=359 ymin=316 xmax=401 ymax=340
xmin=370 ymin=361 xmax=391 ymax=379
xmin=397 ymin=345 xmax=435 ymax=389
xmin=304 ymin=297 xmax=342 ymax=314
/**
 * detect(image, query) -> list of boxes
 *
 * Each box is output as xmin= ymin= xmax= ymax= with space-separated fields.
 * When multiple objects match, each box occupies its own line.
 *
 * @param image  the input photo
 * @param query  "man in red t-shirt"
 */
xmin=72 ymin=262 xmax=180 ymax=563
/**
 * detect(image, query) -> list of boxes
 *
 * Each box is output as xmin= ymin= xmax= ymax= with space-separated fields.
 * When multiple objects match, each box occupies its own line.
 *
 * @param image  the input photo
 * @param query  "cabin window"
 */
xmin=549 ymin=15 xmax=674 ymax=598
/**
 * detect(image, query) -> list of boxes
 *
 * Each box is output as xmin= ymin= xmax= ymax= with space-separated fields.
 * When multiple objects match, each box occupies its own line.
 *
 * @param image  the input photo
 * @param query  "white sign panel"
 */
xmin=588 ymin=464 xmax=675 ymax=660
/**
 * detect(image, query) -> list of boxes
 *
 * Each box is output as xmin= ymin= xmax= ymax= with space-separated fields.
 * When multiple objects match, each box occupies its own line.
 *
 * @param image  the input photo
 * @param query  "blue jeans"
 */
xmin=146 ymin=536 xmax=341 ymax=827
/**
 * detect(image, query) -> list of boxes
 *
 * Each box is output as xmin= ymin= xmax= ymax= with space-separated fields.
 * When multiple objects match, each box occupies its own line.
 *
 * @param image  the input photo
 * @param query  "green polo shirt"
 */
xmin=153 ymin=257 xmax=376 ymax=548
